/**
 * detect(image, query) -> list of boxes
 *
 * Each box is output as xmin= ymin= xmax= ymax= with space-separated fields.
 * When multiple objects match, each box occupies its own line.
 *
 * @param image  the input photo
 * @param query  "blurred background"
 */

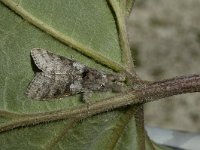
xmin=127 ymin=0 xmax=200 ymax=132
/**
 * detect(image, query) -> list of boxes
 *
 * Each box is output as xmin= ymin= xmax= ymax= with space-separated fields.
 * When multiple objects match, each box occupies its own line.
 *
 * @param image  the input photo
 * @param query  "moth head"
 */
xmin=105 ymin=73 xmax=127 ymax=92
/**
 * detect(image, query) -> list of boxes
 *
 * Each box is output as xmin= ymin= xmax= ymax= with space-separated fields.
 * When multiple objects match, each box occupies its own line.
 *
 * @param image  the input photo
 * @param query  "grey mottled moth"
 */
xmin=26 ymin=48 xmax=127 ymax=102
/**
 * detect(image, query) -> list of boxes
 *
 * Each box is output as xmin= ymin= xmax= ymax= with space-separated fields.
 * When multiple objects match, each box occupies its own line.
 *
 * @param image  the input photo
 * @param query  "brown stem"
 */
xmin=136 ymin=74 xmax=200 ymax=102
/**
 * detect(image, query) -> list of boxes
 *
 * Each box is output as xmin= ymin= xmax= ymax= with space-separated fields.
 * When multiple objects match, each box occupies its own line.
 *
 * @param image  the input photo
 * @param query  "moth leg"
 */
xmin=81 ymin=90 xmax=93 ymax=115
xmin=82 ymin=90 xmax=93 ymax=104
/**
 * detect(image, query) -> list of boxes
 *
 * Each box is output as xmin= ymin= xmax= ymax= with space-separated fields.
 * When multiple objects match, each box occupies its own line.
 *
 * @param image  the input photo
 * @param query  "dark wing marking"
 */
xmin=26 ymin=72 xmax=72 ymax=100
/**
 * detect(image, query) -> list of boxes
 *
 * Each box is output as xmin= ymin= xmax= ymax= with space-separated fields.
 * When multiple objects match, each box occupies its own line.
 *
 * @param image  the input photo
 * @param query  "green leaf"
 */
xmin=0 ymin=0 xmax=167 ymax=149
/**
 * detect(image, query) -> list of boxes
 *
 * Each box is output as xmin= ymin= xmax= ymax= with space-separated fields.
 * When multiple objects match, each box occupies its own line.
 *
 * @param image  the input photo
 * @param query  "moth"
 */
xmin=26 ymin=48 xmax=127 ymax=102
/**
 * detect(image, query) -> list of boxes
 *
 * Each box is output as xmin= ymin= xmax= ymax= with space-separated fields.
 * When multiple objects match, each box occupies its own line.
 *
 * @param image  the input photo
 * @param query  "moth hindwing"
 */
xmin=26 ymin=48 xmax=126 ymax=101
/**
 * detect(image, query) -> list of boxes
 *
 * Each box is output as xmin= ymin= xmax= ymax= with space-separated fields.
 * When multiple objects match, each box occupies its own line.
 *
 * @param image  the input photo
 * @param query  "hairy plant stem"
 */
xmin=136 ymin=74 xmax=200 ymax=102
xmin=1 ymin=74 xmax=200 ymax=133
